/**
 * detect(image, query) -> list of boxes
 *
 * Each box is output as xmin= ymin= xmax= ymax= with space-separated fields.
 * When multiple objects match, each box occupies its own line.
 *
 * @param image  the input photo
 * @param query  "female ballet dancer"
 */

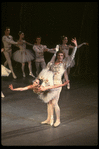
xmin=9 ymin=38 xmax=77 ymax=127
xmin=13 ymin=31 xmax=35 ymax=78
xmin=59 ymin=35 xmax=89 ymax=89
xmin=2 ymin=27 xmax=22 ymax=79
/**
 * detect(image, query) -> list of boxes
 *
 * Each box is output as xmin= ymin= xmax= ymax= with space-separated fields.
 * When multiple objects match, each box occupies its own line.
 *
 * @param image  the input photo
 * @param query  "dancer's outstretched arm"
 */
xmin=25 ymin=41 xmax=34 ymax=46
xmin=9 ymin=84 xmax=33 ymax=91
xmin=37 ymin=80 xmax=69 ymax=92
xmin=69 ymin=42 xmax=89 ymax=49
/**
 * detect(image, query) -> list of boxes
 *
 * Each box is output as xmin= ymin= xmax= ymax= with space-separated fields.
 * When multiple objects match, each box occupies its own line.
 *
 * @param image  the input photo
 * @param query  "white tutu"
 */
xmin=38 ymin=68 xmax=54 ymax=86
xmin=35 ymin=68 xmax=62 ymax=103
xmin=39 ymin=87 xmax=62 ymax=103
xmin=13 ymin=49 xmax=34 ymax=63
xmin=1 ymin=65 xmax=11 ymax=76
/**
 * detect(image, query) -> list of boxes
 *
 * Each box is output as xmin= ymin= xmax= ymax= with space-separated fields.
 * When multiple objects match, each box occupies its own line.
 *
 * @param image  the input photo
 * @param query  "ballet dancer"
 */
xmin=33 ymin=35 xmax=55 ymax=76
xmin=59 ymin=35 xmax=89 ymax=89
xmin=9 ymin=38 xmax=77 ymax=127
xmin=13 ymin=31 xmax=35 ymax=78
xmin=2 ymin=27 xmax=22 ymax=79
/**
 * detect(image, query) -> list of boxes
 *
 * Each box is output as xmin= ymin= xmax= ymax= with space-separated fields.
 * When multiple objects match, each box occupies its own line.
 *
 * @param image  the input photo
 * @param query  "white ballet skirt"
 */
xmin=1 ymin=65 xmax=11 ymax=76
xmin=33 ymin=68 xmax=62 ymax=103
xmin=13 ymin=41 xmax=34 ymax=63
xmin=39 ymin=87 xmax=62 ymax=103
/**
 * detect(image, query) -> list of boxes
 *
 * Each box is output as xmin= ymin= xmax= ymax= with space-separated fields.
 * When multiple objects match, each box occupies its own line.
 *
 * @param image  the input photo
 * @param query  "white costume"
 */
xmin=33 ymin=44 xmax=55 ymax=76
xmin=13 ymin=40 xmax=34 ymax=63
xmin=33 ymin=46 xmax=77 ymax=103
xmin=2 ymin=35 xmax=18 ymax=78
xmin=2 ymin=35 xmax=18 ymax=52
xmin=60 ymin=45 xmax=75 ymax=67
xmin=1 ymin=64 xmax=11 ymax=98
xmin=59 ymin=42 xmax=87 ymax=68
xmin=1 ymin=64 xmax=11 ymax=76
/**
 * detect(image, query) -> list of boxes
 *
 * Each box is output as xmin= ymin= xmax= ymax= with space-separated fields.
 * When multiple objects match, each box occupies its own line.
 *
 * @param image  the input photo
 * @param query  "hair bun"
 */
xmin=18 ymin=31 xmax=24 ymax=35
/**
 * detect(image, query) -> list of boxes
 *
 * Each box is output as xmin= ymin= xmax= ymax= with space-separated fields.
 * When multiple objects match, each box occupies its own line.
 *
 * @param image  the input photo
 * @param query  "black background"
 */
xmin=1 ymin=2 xmax=98 ymax=76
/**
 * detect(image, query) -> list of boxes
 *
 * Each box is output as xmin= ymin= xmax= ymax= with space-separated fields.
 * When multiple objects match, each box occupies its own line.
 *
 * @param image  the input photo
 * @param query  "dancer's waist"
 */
xmin=35 ymin=58 xmax=45 ymax=62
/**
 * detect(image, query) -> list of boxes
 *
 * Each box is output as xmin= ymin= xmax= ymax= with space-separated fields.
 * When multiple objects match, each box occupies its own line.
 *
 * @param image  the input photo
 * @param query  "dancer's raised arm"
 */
xmin=69 ymin=42 xmax=89 ymax=49
xmin=69 ymin=38 xmax=78 ymax=62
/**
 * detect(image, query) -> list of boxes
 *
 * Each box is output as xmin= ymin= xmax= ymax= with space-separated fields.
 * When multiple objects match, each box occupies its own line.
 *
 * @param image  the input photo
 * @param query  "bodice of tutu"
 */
xmin=18 ymin=40 xmax=26 ymax=51
xmin=60 ymin=45 xmax=69 ymax=57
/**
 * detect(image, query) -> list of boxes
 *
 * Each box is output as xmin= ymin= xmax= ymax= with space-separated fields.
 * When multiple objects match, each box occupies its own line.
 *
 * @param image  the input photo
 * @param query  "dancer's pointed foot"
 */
xmin=12 ymin=73 xmax=17 ymax=79
xmin=29 ymin=72 xmax=35 ymax=78
xmin=41 ymin=119 xmax=50 ymax=125
xmin=67 ymin=83 xmax=70 ymax=89
xmin=54 ymin=121 xmax=60 ymax=127
xmin=1 ymin=92 xmax=5 ymax=98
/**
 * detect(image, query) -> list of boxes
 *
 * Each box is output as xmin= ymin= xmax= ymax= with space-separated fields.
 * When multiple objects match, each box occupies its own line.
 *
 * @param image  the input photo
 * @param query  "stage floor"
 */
xmin=1 ymin=73 xmax=98 ymax=146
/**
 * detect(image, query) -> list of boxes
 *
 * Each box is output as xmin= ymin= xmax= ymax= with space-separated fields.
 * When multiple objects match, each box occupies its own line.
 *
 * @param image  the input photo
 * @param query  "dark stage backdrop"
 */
xmin=1 ymin=2 xmax=98 ymax=76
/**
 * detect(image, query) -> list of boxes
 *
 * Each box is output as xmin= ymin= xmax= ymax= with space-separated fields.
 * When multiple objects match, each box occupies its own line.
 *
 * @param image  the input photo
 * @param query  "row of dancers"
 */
xmin=1 ymin=26 xmax=88 ymax=89
xmin=2 ymin=29 xmax=88 ymax=127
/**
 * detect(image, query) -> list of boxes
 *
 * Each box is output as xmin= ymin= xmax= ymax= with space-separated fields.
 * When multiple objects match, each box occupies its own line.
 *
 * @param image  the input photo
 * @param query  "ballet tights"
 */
xmin=3 ymin=51 xmax=16 ymax=78
xmin=22 ymin=61 xmax=33 ymax=75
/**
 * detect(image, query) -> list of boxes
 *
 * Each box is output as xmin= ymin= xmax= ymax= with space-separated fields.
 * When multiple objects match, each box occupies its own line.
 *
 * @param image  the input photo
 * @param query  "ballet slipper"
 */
xmin=54 ymin=121 xmax=60 ymax=127
xmin=29 ymin=72 xmax=35 ymax=78
xmin=12 ymin=73 xmax=17 ymax=79
xmin=41 ymin=119 xmax=50 ymax=125
xmin=1 ymin=92 xmax=5 ymax=98
xmin=67 ymin=83 xmax=70 ymax=89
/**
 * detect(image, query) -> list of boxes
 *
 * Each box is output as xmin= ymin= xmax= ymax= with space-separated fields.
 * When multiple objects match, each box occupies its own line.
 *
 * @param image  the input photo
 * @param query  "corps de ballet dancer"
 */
xmin=9 ymin=38 xmax=77 ymax=127
xmin=13 ymin=31 xmax=35 ymax=78
xmin=33 ymin=35 xmax=55 ymax=76
xmin=2 ymin=27 xmax=22 ymax=79
xmin=59 ymin=35 xmax=89 ymax=89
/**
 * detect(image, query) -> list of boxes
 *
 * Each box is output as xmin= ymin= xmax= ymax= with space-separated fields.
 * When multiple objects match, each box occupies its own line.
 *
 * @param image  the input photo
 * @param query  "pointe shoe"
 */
xmin=67 ymin=83 xmax=70 ymax=89
xmin=54 ymin=121 xmax=60 ymax=127
xmin=41 ymin=119 xmax=50 ymax=125
xmin=12 ymin=73 xmax=17 ymax=79
xmin=29 ymin=72 xmax=35 ymax=78
xmin=1 ymin=92 xmax=5 ymax=98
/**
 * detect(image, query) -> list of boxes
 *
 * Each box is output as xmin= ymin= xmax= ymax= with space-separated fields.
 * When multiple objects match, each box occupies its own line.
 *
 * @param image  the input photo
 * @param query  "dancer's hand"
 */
xmin=86 ymin=42 xmax=89 ymax=46
xmin=9 ymin=84 xmax=14 ymax=90
xmin=71 ymin=37 xmax=77 ymax=47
